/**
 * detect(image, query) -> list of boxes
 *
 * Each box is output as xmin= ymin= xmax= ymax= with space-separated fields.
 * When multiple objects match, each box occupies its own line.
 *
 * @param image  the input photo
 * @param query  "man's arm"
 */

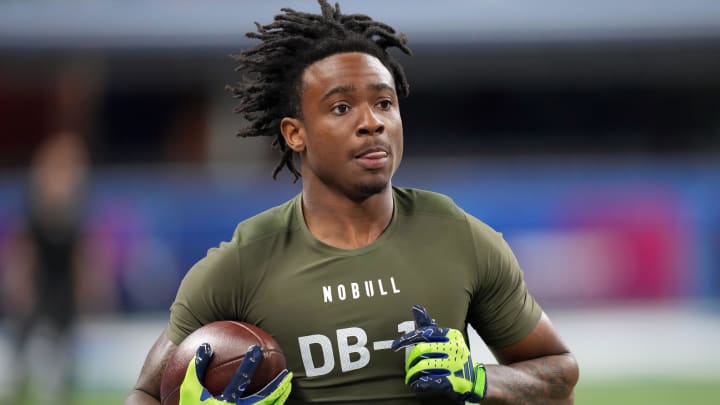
xmin=483 ymin=312 xmax=579 ymax=404
xmin=124 ymin=327 xmax=178 ymax=405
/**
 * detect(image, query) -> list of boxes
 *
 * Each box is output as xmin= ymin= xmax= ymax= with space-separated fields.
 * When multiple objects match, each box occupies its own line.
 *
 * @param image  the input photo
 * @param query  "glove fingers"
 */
xmin=235 ymin=370 xmax=293 ymax=404
xmin=194 ymin=343 xmax=213 ymax=383
xmin=391 ymin=305 xmax=447 ymax=351
xmin=407 ymin=367 xmax=451 ymax=386
xmin=391 ymin=326 xmax=450 ymax=351
xmin=409 ymin=373 xmax=453 ymax=393
xmin=391 ymin=329 xmax=422 ymax=351
xmin=411 ymin=304 xmax=436 ymax=328
xmin=220 ymin=345 xmax=263 ymax=400
xmin=180 ymin=346 xmax=215 ymax=404
xmin=406 ymin=354 xmax=451 ymax=382
xmin=407 ymin=351 xmax=448 ymax=370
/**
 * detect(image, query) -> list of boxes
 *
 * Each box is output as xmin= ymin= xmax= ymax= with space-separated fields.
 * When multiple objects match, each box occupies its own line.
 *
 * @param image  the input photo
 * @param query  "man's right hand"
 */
xmin=179 ymin=343 xmax=292 ymax=405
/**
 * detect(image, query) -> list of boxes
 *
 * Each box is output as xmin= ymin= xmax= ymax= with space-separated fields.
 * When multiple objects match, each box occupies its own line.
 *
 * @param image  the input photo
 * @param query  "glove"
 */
xmin=179 ymin=343 xmax=293 ymax=405
xmin=391 ymin=304 xmax=487 ymax=404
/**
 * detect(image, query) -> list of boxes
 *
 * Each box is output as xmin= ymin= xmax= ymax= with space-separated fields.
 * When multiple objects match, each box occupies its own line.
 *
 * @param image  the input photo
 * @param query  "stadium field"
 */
xmin=576 ymin=379 xmax=720 ymax=404
xmin=6 ymin=378 xmax=717 ymax=405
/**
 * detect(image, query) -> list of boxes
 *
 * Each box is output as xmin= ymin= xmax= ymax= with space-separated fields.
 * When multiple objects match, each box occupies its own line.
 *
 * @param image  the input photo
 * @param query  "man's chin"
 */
xmin=351 ymin=180 xmax=390 ymax=202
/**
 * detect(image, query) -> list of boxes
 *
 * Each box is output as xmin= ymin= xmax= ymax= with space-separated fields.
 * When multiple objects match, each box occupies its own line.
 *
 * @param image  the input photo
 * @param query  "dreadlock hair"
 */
xmin=227 ymin=0 xmax=412 ymax=182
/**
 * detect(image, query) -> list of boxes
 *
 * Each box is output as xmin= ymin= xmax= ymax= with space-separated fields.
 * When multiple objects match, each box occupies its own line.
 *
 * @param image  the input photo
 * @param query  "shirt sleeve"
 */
xmin=166 ymin=238 xmax=243 ymax=345
xmin=465 ymin=214 xmax=542 ymax=348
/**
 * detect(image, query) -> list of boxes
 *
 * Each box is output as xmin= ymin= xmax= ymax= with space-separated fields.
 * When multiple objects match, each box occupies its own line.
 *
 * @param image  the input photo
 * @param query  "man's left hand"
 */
xmin=391 ymin=304 xmax=487 ymax=404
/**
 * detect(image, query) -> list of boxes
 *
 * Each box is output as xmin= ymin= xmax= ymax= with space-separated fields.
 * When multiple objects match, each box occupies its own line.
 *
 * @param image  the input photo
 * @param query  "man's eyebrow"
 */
xmin=321 ymin=85 xmax=355 ymax=102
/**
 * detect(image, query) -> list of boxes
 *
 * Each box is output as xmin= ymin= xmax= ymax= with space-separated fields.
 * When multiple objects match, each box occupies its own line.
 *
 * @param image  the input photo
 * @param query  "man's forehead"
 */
xmin=301 ymin=52 xmax=395 ymax=90
xmin=318 ymin=82 xmax=396 ymax=103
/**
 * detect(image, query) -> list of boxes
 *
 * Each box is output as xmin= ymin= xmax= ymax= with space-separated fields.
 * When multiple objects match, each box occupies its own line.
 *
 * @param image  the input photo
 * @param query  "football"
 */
xmin=160 ymin=321 xmax=286 ymax=405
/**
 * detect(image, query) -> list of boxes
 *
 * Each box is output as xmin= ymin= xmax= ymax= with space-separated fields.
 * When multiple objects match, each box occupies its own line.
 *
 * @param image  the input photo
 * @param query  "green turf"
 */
xmin=4 ymin=379 xmax=719 ymax=404
xmin=575 ymin=379 xmax=720 ymax=405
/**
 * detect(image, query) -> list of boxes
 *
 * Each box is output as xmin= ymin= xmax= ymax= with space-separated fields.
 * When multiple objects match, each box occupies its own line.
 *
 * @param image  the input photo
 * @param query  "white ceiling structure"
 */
xmin=0 ymin=0 xmax=719 ymax=49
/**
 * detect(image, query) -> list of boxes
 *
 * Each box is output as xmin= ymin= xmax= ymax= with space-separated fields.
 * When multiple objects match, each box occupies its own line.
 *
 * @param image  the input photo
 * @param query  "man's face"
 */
xmin=288 ymin=52 xmax=403 ymax=201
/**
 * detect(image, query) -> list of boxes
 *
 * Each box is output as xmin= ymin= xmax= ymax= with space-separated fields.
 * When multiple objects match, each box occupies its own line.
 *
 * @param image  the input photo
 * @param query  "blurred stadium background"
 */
xmin=1 ymin=1 xmax=719 ymax=404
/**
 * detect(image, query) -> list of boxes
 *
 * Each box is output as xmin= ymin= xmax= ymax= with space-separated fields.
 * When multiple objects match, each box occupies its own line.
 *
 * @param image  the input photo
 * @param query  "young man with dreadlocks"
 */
xmin=125 ymin=1 xmax=578 ymax=404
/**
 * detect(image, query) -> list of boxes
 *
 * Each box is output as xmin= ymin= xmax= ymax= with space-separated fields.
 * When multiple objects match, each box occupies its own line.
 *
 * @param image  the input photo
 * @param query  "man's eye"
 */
xmin=378 ymin=100 xmax=392 ymax=109
xmin=332 ymin=104 xmax=350 ymax=114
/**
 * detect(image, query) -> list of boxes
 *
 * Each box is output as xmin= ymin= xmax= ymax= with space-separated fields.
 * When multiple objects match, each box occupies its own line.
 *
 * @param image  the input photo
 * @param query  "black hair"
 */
xmin=226 ymin=0 xmax=412 ymax=181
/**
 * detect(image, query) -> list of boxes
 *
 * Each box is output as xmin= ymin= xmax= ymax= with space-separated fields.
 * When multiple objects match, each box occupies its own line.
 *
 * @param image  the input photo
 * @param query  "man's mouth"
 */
xmin=355 ymin=147 xmax=389 ymax=169
xmin=358 ymin=151 xmax=388 ymax=159
xmin=355 ymin=147 xmax=389 ymax=159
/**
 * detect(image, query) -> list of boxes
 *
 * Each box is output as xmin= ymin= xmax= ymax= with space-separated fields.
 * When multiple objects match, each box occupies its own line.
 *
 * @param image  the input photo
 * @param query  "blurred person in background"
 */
xmin=2 ymin=131 xmax=89 ymax=405
xmin=0 ymin=62 xmax=110 ymax=405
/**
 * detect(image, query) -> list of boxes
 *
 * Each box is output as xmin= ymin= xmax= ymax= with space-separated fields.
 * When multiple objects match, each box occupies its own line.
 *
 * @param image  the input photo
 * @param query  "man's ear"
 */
xmin=280 ymin=117 xmax=306 ymax=153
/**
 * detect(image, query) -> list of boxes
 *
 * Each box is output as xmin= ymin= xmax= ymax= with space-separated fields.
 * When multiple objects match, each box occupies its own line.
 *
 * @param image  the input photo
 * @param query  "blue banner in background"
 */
xmin=1 ymin=159 xmax=718 ymax=313
xmin=396 ymin=159 xmax=720 ymax=305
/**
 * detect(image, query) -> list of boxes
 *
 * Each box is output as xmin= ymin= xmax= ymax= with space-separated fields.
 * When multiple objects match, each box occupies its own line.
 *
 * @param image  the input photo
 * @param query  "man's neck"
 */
xmin=301 ymin=184 xmax=394 ymax=250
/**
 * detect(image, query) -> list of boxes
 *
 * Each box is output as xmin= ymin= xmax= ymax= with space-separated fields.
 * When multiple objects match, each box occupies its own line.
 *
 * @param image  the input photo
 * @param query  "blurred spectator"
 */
xmin=2 ymin=131 xmax=89 ymax=405
xmin=0 ymin=61 xmax=109 ymax=403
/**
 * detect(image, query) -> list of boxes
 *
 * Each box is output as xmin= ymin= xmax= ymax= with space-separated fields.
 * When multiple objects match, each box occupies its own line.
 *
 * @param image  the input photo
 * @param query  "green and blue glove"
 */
xmin=179 ymin=343 xmax=292 ymax=405
xmin=391 ymin=304 xmax=487 ymax=404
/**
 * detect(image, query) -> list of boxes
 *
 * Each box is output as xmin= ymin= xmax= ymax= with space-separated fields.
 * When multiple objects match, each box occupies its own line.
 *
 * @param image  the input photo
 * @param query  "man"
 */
xmin=125 ymin=1 xmax=578 ymax=404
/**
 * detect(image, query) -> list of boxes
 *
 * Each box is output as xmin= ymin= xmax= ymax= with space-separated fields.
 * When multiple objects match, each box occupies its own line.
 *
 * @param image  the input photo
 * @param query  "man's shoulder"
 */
xmin=394 ymin=186 xmax=503 ymax=243
xmin=393 ymin=186 xmax=465 ymax=220
xmin=231 ymin=195 xmax=300 ymax=247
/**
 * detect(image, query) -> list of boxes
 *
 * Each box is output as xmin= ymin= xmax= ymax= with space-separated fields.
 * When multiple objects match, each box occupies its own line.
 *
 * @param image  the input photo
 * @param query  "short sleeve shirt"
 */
xmin=168 ymin=187 xmax=542 ymax=404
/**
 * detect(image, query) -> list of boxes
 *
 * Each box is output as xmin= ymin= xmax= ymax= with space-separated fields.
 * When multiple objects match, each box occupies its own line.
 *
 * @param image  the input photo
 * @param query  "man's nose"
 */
xmin=357 ymin=104 xmax=384 ymax=136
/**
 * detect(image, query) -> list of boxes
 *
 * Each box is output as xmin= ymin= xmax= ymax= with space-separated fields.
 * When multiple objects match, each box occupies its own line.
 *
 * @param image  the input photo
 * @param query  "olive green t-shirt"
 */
xmin=168 ymin=187 xmax=542 ymax=404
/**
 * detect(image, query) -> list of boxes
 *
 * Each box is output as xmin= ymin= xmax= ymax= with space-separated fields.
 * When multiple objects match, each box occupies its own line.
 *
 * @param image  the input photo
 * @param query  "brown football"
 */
xmin=160 ymin=321 xmax=286 ymax=405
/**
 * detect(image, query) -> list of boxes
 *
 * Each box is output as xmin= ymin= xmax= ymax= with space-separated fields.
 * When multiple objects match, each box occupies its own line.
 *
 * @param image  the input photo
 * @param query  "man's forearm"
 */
xmin=482 ymin=353 xmax=579 ymax=405
xmin=124 ymin=389 xmax=161 ymax=405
